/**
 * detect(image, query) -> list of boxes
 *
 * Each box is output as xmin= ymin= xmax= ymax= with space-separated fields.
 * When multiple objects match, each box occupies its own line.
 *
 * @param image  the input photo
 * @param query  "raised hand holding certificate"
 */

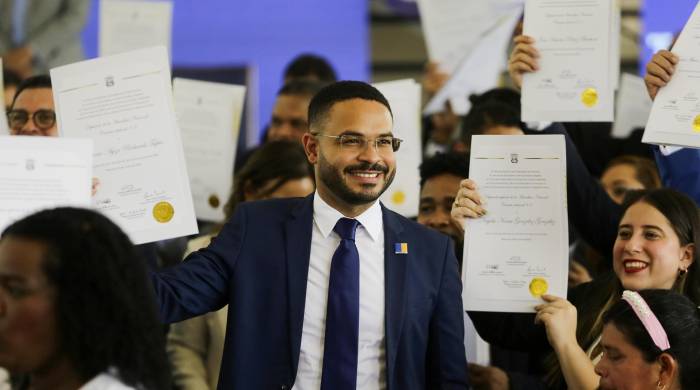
xmin=51 ymin=46 xmax=198 ymax=244
xmin=173 ymin=78 xmax=246 ymax=222
xmin=643 ymin=2 xmax=700 ymax=149
xmin=375 ymin=79 xmax=422 ymax=217
xmin=99 ymin=0 xmax=173 ymax=57
xmin=522 ymin=0 xmax=614 ymax=122
xmin=463 ymin=135 xmax=568 ymax=313
xmin=0 ymin=137 xmax=92 ymax=233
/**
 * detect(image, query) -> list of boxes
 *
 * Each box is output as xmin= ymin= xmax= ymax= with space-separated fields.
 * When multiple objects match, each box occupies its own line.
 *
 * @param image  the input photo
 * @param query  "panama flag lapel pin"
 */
xmin=394 ymin=242 xmax=408 ymax=255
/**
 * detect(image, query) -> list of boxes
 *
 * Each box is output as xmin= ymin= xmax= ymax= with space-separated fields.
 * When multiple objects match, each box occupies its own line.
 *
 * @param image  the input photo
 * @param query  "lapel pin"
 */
xmin=394 ymin=242 xmax=408 ymax=255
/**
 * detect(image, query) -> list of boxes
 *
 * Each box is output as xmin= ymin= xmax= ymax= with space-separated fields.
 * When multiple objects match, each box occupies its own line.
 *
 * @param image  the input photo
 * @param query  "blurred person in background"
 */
xmin=0 ymin=0 xmax=90 ymax=78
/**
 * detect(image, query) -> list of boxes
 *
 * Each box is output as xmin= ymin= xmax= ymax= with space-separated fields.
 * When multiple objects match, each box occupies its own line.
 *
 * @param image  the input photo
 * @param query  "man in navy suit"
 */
xmin=151 ymin=81 xmax=469 ymax=389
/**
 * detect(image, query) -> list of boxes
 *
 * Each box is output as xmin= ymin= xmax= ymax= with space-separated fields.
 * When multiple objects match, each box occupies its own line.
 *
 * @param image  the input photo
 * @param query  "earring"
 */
xmin=656 ymin=380 xmax=666 ymax=390
xmin=679 ymin=268 xmax=688 ymax=276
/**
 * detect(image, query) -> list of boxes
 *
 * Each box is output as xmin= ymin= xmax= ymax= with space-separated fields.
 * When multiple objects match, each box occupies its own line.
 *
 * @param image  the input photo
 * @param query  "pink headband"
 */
xmin=621 ymin=291 xmax=671 ymax=351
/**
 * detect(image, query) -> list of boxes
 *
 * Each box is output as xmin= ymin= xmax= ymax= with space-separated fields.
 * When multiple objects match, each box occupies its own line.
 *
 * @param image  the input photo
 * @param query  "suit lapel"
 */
xmin=285 ymin=194 xmax=314 ymax=374
xmin=382 ymin=205 xmax=407 ymax=382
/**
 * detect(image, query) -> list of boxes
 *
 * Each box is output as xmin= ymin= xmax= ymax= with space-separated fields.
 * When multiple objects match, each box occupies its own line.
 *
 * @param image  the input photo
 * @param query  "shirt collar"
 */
xmin=313 ymin=191 xmax=383 ymax=242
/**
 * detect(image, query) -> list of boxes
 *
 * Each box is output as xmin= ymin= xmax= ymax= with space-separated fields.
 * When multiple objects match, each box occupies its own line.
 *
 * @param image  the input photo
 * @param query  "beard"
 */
xmin=318 ymin=150 xmax=396 ymax=206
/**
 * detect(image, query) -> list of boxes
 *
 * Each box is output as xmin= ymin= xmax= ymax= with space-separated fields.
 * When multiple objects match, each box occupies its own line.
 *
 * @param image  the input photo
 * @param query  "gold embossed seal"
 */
xmin=693 ymin=115 xmax=700 ymax=133
xmin=391 ymin=190 xmax=406 ymax=205
xmin=529 ymin=277 xmax=548 ymax=297
xmin=153 ymin=201 xmax=174 ymax=223
xmin=208 ymin=194 xmax=220 ymax=208
xmin=581 ymin=88 xmax=598 ymax=107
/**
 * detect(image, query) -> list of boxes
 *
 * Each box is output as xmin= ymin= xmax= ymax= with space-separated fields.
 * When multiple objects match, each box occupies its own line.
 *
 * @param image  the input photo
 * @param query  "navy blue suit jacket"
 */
xmin=151 ymin=195 xmax=468 ymax=389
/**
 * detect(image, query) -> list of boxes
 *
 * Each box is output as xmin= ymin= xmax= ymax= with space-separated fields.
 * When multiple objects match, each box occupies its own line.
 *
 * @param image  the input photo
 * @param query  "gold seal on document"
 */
xmin=693 ymin=115 xmax=700 ymax=133
xmin=581 ymin=88 xmax=598 ymax=107
xmin=153 ymin=201 xmax=174 ymax=223
xmin=208 ymin=194 xmax=220 ymax=208
xmin=529 ymin=277 xmax=548 ymax=297
xmin=392 ymin=190 xmax=406 ymax=205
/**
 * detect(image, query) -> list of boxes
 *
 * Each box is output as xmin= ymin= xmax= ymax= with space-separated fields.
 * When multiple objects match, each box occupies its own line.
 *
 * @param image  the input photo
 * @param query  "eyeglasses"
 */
xmin=7 ymin=109 xmax=56 ymax=131
xmin=312 ymin=133 xmax=403 ymax=152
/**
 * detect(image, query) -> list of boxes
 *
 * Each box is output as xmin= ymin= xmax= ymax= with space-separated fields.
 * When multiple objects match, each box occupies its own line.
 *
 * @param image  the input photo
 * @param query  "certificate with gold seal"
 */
xmin=462 ymin=135 xmax=568 ymax=313
xmin=521 ymin=0 xmax=616 ymax=122
xmin=643 ymin=1 xmax=700 ymax=149
xmin=51 ymin=46 xmax=198 ymax=244
xmin=375 ymin=79 xmax=422 ymax=217
xmin=173 ymin=78 xmax=246 ymax=222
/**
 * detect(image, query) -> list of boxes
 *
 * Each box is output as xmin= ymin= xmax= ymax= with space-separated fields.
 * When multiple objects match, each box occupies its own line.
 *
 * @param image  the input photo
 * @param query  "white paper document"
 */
xmin=99 ymin=0 xmax=173 ymax=57
xmin=463 ymin=135 xmax=568 ymax=312
xmin=643 ymin=2 xmax=700 ymax=149
xmin=416 ymin=0 xmax=523 ymax=74
xmin=424 ymin=10 xmax=522 ymax=116
xmin=612 ymin=74 xmax=652 ymax=139
xmin=375 ymin=79 xmax=422 ymax=217
xmin=51 ymin=46 xmax=198 ymax=244
xmin=522 ymin=0 xmax=614 ymax=122
xmin=0 ymin=137 xmax=92 ymax=233
xmin=173 ymin=78 xmax=246 ymax=222
xmin=0 ymin=59 xmax=8 ymax=135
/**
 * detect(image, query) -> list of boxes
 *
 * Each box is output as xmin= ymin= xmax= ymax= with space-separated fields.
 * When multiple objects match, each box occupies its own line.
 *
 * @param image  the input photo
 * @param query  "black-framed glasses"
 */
xmin=7 ymin=109 xmax=56 ymax=131
xmin=313 ymin=133 xmax=403 ymax=152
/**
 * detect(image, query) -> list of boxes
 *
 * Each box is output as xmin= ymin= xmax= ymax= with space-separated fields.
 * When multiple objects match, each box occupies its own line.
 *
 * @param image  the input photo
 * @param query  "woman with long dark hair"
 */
xmin=0 ymin=208 xmax=171 ymax=390
xmin=454 ymin=188 xmax=699 ymax=390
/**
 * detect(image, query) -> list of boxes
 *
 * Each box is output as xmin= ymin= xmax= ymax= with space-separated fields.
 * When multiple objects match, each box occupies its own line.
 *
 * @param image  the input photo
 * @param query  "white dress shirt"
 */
xmin=293 ymin=192 xmax=387 ymax=390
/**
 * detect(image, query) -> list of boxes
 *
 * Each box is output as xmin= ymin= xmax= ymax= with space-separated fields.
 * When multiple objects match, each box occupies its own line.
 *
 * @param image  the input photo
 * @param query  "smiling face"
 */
xmin=612 ymin=201 xmax=694 ymax=291
xmin=595 ymin=323 xmax=661 ymax=390
xmin=303 ymin=98 xmax=396 ymax=215
xmin=0 ymin=237 xmax=59 ymax=374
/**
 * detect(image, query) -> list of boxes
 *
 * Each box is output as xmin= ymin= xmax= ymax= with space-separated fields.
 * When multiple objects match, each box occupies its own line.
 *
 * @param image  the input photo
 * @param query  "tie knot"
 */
xmin=333 ymin=218 xmax=359 ymax=241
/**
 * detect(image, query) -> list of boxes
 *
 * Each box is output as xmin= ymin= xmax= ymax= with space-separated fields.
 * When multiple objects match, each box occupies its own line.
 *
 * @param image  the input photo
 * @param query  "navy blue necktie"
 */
xmin=321 ymin=217 xmax=360 ymax=390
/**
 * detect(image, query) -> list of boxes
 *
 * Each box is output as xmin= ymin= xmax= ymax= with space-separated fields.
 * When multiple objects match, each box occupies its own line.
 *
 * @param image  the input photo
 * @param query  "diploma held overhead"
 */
xmin=50 ymin=46 xmax=198 ymax=244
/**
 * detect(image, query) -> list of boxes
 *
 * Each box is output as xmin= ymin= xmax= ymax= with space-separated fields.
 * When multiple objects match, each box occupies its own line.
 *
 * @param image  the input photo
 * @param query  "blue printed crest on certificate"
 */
xmin=462 ymin=135 xmax=568 ymax=313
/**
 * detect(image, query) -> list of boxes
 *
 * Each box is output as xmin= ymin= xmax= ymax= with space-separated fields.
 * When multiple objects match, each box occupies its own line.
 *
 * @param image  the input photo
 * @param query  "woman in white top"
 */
xmin=0 ymin=208 xmax=171 ymax=390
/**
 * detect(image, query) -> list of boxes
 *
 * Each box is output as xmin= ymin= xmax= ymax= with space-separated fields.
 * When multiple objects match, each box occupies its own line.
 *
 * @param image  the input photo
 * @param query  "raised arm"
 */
xmin=150 ymin=205 xmax=247 ymax=323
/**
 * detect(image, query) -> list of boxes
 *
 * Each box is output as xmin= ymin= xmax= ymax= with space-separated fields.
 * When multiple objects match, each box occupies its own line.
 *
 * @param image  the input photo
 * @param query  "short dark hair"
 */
xmin=603 ymin=289 xmax=700 ymax=389
xmin=308 ymin=80 xmax=392 ymax=131
xmin=1 ymin=208 xmax=171 ymax=389
xmin=469 ymin=87 xmax=521 ymax=113
xmin=2 ymin=69 xmax=22 ymax=88
xmin=277 ymin=80 xmax=327 ymax=99
xmin=224 ymin=140 xmax=314 ymax=220
xmin=283 ymin=53 xmax=338 ymax=83
xmin=462 ymin=100 xmax=522 ymax=137
xmin=11 ymin=74 xmax=52 ymax=109
xmin=419 ymin=152 xmax=469 ymax=188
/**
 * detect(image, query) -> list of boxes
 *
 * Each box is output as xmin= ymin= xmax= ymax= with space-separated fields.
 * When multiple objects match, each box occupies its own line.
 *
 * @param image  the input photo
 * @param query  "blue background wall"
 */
xmin=81 ymin=0 xmax=369 ymax=145
xmin=641 ymin=0 xmax=697 ymax=74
